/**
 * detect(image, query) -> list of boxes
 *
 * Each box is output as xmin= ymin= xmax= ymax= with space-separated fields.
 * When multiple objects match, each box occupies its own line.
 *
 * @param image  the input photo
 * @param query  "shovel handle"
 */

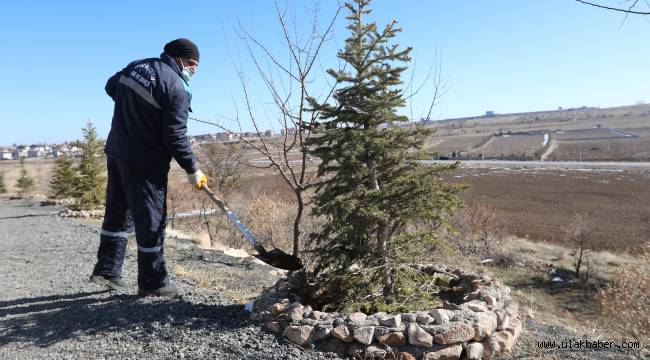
xmin=200 ymin=185 xmax=266 ymax=253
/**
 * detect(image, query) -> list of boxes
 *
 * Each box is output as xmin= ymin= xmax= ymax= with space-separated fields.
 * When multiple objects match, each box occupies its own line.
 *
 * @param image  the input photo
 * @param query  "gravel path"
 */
xmin=0 ymin=199 xmax=340 ymax=360
xmin=0 ymin=199 xmax=646 ymax=359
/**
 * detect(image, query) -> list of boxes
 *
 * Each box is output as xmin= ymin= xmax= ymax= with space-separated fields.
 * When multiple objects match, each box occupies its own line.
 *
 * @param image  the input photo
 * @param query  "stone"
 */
xmin=263 ymin=321 xmax=282 ymax=334
xmin=421 ymin=324 xmax=451 ymax=336
xmin=270 ymin=303 xmax=286 ymax=315
xmin=312 ymin=324 xmax=332 ymax=341
xmin=472 ymin=311 xmax=497 ymax=341
xmin=319 ymin=338 xmax=347 ymax=353
xmin=421 ymin=344 xmax=462 ymax=360
xmin=471 ymin=279 xmax=483 ymax=290
xmin=465 ymin=342 xmax=484 ymax=359
xmin=467 ymin=302 xmax=488 ymax=312
xmin=481 ymin=336 xmax=500 ymax=360
xmin=416 ymin=313 xmax=434 ymax=325
xmin=494 ymin=330 xmax=515 ymax=352
xmin=347 ymin=312 xmax=368 ymax=322
xmin=407 ymin=323 xmax=433 ymax=348
xmin=396 ymin=352 xmax=417 ymax=360
xmin=283 ymin=325 xmax=314 ymax=346
xmin=496 ymin=310 xmax=510 ymax=331
xmin=310 ymin=311 xmax=325 ymax=320
xmin=353 ymin=326 xmax=375 ymax=345
xmin=298 ymin=318 xmax=320 ymax=326
xmin=433 ymin=322 xmax=475 ymax=345
xmin=485 ymin=295 xmax=497 ymax=307
xmin=287 ymin=303 xmax=305 ymax=321
xmin=377 ymin=331 xmax=406 ymax=346
xmin=505 ymin=315 xmax=523 ymax=339
xmin=373 ymin=326 xmax=392 ymax=337
xmin=401 ymin=313 xmax=417 ymax=323
xmin=280 ymin=298 xmax=290 ymax=305
xmin=465 ymin=289 xmax=481 ymax=301
xmin=430 ymin=309 xmax=449 ymax=325
xmin=365 ymin=345 xmax=387 ymax=359
xmin=331 ymin=324 xmax=353 ymax=342
xmin=302 ymin=306 xmax=313 ymax=320
xmin=378 ymin=314 xmax=402 ymax=327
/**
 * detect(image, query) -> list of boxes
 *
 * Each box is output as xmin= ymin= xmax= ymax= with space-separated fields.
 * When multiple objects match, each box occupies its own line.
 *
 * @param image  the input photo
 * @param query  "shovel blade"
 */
xmin=254 ymin=248 xmax=303 ymax=271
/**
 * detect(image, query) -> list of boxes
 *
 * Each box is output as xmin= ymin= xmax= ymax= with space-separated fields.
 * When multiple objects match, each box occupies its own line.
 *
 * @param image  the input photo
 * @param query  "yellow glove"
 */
xmin=188 ymin=170 xmax=208 ymax=190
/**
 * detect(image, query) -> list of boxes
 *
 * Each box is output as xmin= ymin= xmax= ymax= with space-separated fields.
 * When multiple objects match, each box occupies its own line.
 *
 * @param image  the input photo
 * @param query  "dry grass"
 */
xmin=0 ymin=158 xmax=58 ymax=198
xmin=597 ymin=242 xmax=650 ymax=346
xmin=458 ymin=236 xmax=645 ymax=340
xmin=173 ymin=264 xmax=215 ymax=289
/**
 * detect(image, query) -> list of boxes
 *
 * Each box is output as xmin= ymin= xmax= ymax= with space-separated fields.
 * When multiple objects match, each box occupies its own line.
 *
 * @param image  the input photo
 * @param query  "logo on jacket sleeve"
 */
xmin=130 ymin=63 xmax=157 ymax=90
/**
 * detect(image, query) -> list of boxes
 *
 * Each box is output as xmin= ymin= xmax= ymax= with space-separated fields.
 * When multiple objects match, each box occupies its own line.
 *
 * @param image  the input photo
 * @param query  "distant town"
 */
xmin=0 ymin=129 xmax=290 ymax=161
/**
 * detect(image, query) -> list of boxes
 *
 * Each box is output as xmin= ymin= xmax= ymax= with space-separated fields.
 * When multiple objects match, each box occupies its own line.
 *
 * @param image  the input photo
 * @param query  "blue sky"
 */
xmin=0 ymin=0 xmax=648 ymax=145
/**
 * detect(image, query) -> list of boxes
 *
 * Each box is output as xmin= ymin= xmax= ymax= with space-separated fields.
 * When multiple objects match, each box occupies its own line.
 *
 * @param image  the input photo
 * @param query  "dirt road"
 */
xmin=424 ymin=159 xmax=650 ymax=170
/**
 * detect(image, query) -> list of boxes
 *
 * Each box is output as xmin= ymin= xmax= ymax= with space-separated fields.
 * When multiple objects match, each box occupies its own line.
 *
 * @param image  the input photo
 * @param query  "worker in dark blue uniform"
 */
xmin=90 ymin=38 xmax=208 ymax=297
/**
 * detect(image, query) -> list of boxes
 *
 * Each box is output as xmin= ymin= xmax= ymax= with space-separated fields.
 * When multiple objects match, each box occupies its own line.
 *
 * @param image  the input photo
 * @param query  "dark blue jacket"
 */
xmin=104 ymin=53 xmax=197 ymax=174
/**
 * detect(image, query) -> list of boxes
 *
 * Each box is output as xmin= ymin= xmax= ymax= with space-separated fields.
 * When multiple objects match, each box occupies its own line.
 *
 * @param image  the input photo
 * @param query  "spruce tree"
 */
xmin=0 ymin=172 xmax=7 ymax=194
xmin=307 ymin=0 xmax=463 ymax=312
xmin=50 ymin=154 xmax=79 ymax=199
xmin=75 ymin=121 xmax=106 ymax=209
xmin=15 ymin=158 xmax=35 ymax=197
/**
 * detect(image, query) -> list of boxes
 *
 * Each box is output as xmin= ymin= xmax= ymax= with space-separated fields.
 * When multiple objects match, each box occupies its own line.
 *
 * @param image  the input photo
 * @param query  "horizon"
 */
xmin=0 ymin=0 xmax=648 ymax=145
xmin=2 ymin=101 xmax=645 ymax=148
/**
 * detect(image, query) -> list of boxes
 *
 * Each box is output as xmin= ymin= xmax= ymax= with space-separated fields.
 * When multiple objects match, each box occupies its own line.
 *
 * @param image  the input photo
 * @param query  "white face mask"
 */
xmin=179 ymin=59 xmax=195 ymax=82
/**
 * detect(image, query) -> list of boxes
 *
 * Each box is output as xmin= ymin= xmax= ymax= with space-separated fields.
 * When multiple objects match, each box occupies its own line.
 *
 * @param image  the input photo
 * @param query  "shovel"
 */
xmin=200 ymin=185 xmax=303 ymax=271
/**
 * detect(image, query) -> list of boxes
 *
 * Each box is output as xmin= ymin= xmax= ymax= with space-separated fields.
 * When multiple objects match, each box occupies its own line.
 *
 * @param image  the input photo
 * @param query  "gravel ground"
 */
xmin=0 ymin=199 xmax=647 ymax=359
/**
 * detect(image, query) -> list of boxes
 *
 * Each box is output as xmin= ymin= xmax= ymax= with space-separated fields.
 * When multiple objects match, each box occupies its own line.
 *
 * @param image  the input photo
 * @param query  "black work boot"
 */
xmin=138 ymin=282 xmax=184 ymax=298
xmin=89 ymin=274 xmax=128 ymax=292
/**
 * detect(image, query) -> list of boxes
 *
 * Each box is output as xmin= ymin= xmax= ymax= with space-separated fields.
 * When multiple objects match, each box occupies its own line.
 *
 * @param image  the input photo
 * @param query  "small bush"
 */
xmin=49 ymin=154 xmax=79 ymax=199
xmin=597 ymin=242 xmax=650 ymax=345
xmin=0 ymin=172 xmax=6 ymax=194
xmin=15 ymin=158 xmax=34 ymax=197
xmin=74 ymin=121 xmax=106 ymax=210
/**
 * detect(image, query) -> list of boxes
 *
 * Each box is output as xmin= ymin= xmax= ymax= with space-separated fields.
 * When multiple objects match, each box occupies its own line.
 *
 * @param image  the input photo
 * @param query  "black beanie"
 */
xmin=164 ymin=38 xmax=200 ymax=62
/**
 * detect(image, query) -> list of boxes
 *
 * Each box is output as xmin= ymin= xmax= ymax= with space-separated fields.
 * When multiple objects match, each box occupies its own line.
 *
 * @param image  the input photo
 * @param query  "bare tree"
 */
xmin=191 ymin=1 xmax=343 ymax=256
xmin=567 ymin=213 xmax=593 ymax=280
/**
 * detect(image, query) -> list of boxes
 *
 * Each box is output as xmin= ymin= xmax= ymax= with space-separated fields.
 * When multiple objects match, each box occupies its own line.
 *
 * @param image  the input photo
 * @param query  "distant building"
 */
xmin=13 ymin=146 xmax=28 ymax=159
xmin=0 ymin=148 xmax=13 ymax=160
xmin=281 ymin=127 xmax=296 ymax=136
xmin=27 ymin=145 xmax=46 ymax=158
xmin=485 ymin=111 xmax=495 ymax=117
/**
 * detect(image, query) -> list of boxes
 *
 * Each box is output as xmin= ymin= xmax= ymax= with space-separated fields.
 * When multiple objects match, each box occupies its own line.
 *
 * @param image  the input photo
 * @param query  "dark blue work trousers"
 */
xmin=92 ymin=156 xmax=170 ymax=290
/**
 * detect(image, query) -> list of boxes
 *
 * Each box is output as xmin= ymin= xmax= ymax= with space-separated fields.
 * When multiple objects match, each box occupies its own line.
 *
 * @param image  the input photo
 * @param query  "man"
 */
xmin=90 ymin=38 xmax=208 ymax=297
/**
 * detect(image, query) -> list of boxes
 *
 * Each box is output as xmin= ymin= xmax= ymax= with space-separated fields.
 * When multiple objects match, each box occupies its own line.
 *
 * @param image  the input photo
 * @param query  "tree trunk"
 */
xmin=367 ymin=157 xmax=393 ymax=295
xmin=292 ymin=189 xmax=305 ymax=256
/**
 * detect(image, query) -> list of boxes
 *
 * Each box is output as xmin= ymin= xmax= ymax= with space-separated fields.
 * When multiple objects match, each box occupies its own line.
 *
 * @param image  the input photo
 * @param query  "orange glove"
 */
xmin=188 ymin=170 xmax=208 ymax=190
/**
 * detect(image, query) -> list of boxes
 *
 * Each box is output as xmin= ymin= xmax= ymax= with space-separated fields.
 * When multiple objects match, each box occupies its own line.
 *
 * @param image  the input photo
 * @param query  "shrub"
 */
xmin=15 ymin=158 xmax=34 ymax=197
xmin=49 ymin=154 xmax=79 ymax=199
xmin=597 ymin=242 xmax=650 ymax=345
xmin=74 ymin=121 xmax=106 ymax=210
xmin=0 ymin=172 xmax=6 ymax=194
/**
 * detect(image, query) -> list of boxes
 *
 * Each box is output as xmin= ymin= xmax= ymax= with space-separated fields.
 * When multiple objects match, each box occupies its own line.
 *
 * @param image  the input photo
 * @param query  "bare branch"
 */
xmin=575 ymin=0 xmax=650 ymax=14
